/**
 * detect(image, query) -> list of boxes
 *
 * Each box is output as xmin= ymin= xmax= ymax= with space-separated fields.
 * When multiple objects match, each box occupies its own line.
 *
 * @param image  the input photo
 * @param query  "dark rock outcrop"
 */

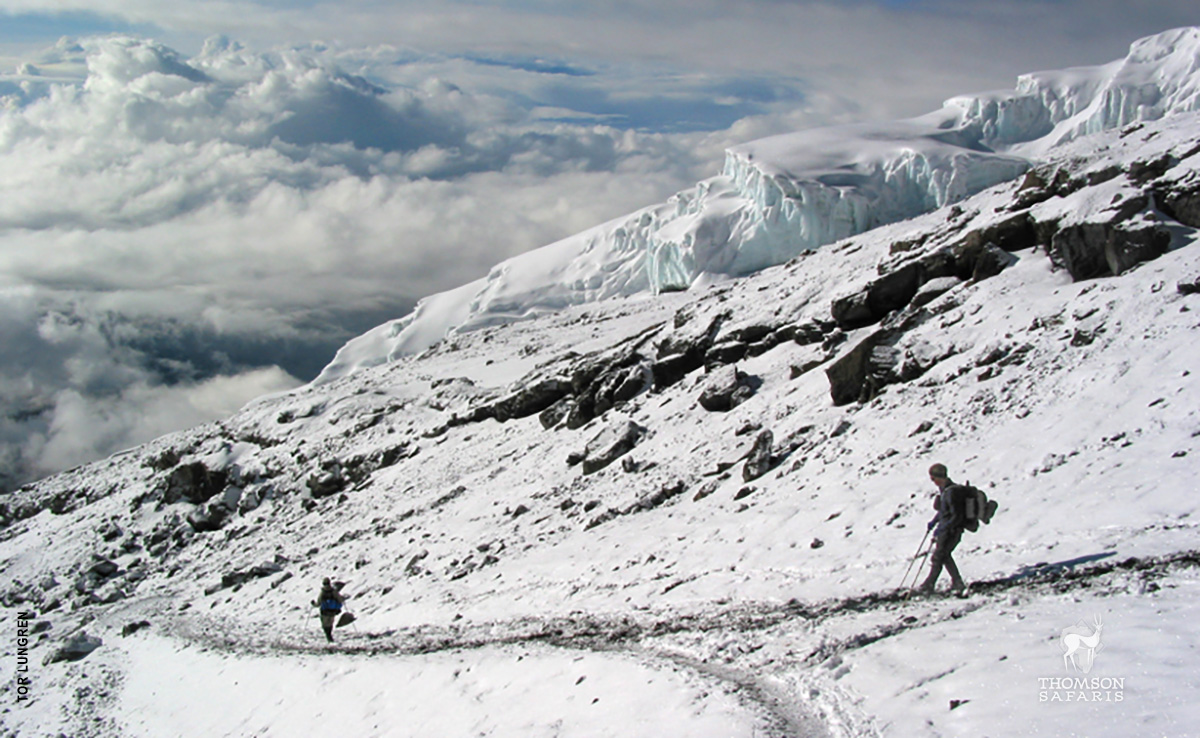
xmin=1051 ymin=219 xmax=1171 ymax=280
xmin=161 ymin=462 xmax=229 ymax=505
xmin=186 ymin=500 xmax=234 ymax=532
xmin=1155 ymin=179 xmax=1200 ymax=228
xmin=580 ymin=420 xmax=647 ymax=475
xmin=490 ymin=377 xmax=572 ymax=422
xmin=834 ymin=213 xmax=1033 ymax=331
xmin=651 ymin=352 xmax=703 ymax=390
xmin=121 ymin=621 xmax=151 ymax=637
xmin=306 ymin=461 xmax=347 ymax=498
xmin=207 ymin=561 xmax=285 ymax=594
xmin=826 ymin=330 xmax=903 ymax=406
xmin=44 ymin=632 xmax=102 ymax=665
xmin=698 ymin=365 xmax=757 ymax=412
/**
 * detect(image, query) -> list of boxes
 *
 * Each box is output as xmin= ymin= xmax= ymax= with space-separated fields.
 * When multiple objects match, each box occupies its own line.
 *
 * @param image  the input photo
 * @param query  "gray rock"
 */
xmin=1052 ymin=219 xmax=1171 ymax=280
xmin=698 ymin=365 xmax=757 ymax=412
xmin=219 ymin=562 xmax=284 ymax=590
xmin=651 ymin=352 xmax=703 ymax=391
xmin=826 ymin=329 xmax=900 ymax=406
xmin=491 ymin=377 xmax=572 ymax=422
xmin=972 ymin=243 xmax=1019 ymax=281
xmin=538 ymin=397 xmax=573 ymax=429
xmin=44 ymin=632 xmax=102 ymax=665
xmin=161 ymin=462 xmax=230 ymax=505
xmin=742 ymin=430 xmax=775 ymax=482
xmin=88 ymin=557 xmax=119 ymax=578
xmin=1156 ymin=180 xmax=1200 ymax=228
xmin=911 ymin=276 xmax=962 ymax=308
xmin=122 ymin=621 xmax=151 ymax=637
xmin=186 ymin=500 xmax=233 ymax=532
xmin=306 ymin=461 xmax=346 ymax=499
xmin=581 ymin=420 xmax=647 ymax=475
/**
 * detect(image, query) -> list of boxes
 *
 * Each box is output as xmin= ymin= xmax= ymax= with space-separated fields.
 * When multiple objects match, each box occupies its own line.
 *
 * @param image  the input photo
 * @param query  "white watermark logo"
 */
xmin=1061 ymin=614 xmax=1104 ymax=674
xmin=1037 ymin=613 xmax=1124 ymax=703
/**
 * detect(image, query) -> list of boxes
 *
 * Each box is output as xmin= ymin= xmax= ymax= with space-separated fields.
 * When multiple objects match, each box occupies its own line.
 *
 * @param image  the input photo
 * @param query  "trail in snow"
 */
xmin=136 ymin=550 xmax=1200 ymax=738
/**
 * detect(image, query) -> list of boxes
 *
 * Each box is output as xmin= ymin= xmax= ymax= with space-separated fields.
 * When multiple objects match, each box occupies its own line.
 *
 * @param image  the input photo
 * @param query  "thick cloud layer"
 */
xmin=0 ymin=35 xmax=832 ymax=488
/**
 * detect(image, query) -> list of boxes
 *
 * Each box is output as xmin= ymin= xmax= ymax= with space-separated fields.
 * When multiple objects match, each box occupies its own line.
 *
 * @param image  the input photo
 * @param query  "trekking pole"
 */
xmin=906 ymin=548 xmax=932 ymax=593
xmin=899 ymin=528 xmax=932 ymax=590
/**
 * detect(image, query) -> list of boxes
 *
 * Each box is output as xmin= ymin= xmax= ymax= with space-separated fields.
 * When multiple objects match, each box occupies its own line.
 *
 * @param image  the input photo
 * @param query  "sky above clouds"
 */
xmin=0 ymin=0 xmax=1197 ymax=488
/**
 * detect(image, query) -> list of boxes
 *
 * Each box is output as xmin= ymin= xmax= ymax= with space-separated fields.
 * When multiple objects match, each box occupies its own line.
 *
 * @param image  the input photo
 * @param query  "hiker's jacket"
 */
xmin=928 ymin=483 xmax=965 ymax=538
xmin=317 ymin=585 xmax=345 ymax=614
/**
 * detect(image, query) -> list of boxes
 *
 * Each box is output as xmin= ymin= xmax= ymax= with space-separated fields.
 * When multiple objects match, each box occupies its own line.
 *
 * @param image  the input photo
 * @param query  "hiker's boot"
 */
xmin=949 ymin=578 xmax=966 ymax=595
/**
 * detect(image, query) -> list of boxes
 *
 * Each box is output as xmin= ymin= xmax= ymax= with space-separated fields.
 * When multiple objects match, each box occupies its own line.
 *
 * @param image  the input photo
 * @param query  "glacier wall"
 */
xmin=948 ymin=26 xmax=1200 ymax=153
xmin=315 ymin=27 xmax=1200 ymax=383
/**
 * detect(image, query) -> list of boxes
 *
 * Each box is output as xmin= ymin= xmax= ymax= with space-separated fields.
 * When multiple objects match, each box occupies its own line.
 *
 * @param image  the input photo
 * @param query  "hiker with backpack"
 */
xmin=313 ymin=577 xmax=346 ymax=642
xmin=918 ymin=463 xmax=967 ymax=594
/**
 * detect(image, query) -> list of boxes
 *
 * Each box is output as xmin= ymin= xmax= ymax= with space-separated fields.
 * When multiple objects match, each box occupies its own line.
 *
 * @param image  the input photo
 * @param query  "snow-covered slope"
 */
xmin=317 ymin=27 xmax=1200 ymax=383
xmin=3 ymin=84 xmax=1200 ymax=737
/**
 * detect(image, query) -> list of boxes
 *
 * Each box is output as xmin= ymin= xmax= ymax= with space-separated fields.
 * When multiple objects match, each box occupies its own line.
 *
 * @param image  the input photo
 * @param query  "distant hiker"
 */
xmin=313 ymin=577 xmax=346 ymax=642
xmin=918 ymin=463 xmax=967 ymax=594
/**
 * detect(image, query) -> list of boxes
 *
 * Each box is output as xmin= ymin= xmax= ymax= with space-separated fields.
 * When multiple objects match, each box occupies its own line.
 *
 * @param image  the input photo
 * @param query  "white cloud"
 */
xmin=0 ymin=6 xmax=1194 ymax=488
xmin=33 ymin=367 xmax=300 ymax=476
xmin=1 ymin=34 xmax=772 ymax=487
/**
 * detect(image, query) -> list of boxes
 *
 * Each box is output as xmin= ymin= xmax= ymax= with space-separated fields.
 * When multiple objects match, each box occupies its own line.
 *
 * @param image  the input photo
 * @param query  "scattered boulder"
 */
xmin=1128 ymin=154 xmax=1171 ymax=184
xmin=216 ymin=561 xmax=284 ymax=592
xmin=122 ymin=621 xmax=151 ymax=637
xmin=832 ymin=262 xmax=925 ymax=330
xmin=89 ymin=582 xmax=127 ymax=605
xmin=826 ymin=330 xmax=900 ymax=406
xmin=1155 ymin=179 xmax=1200 ymax=228
xmin=594 ymin=363 xmax=652 ymax=415
xmin=698 ymin=365 xmax=758 ymax=412
xmin=187 ymin=500 xmax=233 ymax=532
xmin=161 ymin=462 xmax=229 ymax=505
xmin=693 ymin=479 xmax=722 ymax=502
xmin=791 ymin=320 xmax=834 ymax=346
xmin=405 ymin=550 xmax=430 ymax=577
xmin=88 ymin=557 xmax=119 ymax=579
xmin=742 ymin=430 xmax=775 ymax=482
xmin=44 ymin=632 xmax=102 ymax=665
xmin=306 ymin=461 xmax=347 ymax=499
xmin=580 ymin=420 xmax=647 ymax=475
xmin=490 ymin=377 xmax=572 ymax=422
xmin=565 ymin=398 xmax=595 ymax=430
xmin=959 ymin=212 xmax=1039 ymax=256
xmin=706 ymin=341 xmax=749 ymax=366
xmin=237 ymin=487 xmax=265 ymax=514
xmin=632 ymin=481 xmax=687 ymax=512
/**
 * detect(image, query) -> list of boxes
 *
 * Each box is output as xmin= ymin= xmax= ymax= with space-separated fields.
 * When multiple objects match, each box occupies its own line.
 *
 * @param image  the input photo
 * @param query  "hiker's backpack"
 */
xmin=951 ymin=483 xmax=998 ymax=532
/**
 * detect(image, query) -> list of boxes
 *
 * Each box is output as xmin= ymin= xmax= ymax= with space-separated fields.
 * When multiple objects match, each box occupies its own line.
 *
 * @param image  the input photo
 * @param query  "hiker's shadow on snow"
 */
xmin=1008 ymin=552 xmax=1118 ymax=581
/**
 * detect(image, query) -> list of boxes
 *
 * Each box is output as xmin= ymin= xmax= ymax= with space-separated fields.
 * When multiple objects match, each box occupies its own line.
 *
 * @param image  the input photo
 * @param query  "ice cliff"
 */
xmin=316 ymin=27 xmax=1200 ymax=384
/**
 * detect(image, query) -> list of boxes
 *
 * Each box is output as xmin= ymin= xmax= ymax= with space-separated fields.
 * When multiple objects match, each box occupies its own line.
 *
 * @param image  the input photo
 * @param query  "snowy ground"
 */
xmin=4 ymin=84 xmax=1200 ymax=738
